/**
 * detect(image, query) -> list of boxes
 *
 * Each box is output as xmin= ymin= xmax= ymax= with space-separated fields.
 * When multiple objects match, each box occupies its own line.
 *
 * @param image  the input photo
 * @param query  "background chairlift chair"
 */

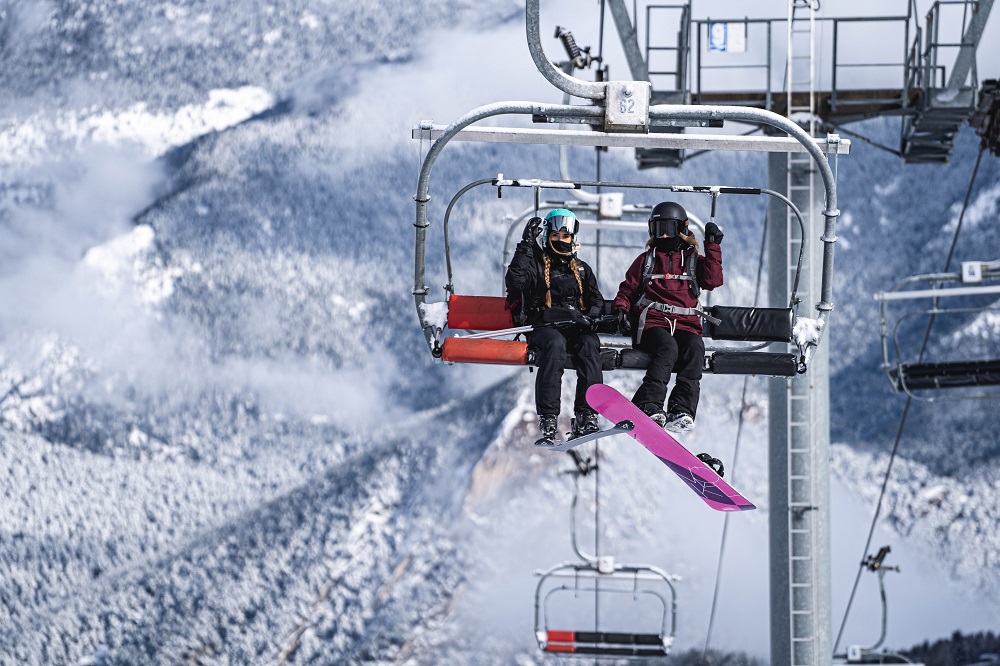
xmin=834 ymin=547 xmax=919 ymax=665
xmin=874 ymin=260 xmax=1000 ymax=401
xmin=533 ymin=454 xmax=680 ymax=658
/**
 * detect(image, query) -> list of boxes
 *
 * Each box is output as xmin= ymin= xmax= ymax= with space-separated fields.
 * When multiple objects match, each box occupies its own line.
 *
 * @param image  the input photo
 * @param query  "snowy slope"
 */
xmin=1 ymin=1 xmax=999 ymax=664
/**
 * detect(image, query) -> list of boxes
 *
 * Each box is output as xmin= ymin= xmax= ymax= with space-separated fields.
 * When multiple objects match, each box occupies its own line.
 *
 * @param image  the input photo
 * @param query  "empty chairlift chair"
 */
xmin=532 ymin=454 xmax=679 ymax=659
xmin=874 ymin=260 xmax=1000 ymax=400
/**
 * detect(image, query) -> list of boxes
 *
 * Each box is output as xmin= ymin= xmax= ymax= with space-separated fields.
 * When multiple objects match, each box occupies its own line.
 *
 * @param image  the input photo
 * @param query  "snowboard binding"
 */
xmin=696 ymin=452 xmax=725 ymax=478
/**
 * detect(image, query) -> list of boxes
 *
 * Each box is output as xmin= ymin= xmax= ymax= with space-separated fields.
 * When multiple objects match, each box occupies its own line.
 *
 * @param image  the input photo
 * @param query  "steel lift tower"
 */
xmin=603 ymin=2 xmax=994 ymax=664
xmin=410 ymin=2 xmax=993 ymax=663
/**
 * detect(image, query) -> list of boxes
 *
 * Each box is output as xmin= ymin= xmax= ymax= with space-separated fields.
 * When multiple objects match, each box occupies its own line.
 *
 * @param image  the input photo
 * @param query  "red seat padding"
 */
xmin=441 ymin=338 xmax=528 ymax=365
xmin=447 ymin=295 xmax=514 ymax=331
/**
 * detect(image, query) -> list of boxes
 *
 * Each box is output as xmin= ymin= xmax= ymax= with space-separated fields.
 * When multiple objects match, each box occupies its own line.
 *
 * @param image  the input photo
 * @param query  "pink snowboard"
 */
xmin=587 ymin=384 xmax=756 ymax=512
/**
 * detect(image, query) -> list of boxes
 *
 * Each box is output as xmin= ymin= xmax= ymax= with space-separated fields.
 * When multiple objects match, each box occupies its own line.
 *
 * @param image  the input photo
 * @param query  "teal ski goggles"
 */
xmin=545 ymin=215 xmax=580 ymax=235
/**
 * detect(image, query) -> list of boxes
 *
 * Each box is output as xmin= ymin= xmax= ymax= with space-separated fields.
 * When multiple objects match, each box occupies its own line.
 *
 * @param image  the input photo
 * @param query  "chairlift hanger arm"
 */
xmin=525 ymin=0 xmax=606 ymax=101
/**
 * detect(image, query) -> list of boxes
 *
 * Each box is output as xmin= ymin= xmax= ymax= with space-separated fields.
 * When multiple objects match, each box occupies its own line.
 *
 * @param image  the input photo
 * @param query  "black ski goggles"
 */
xmin=545 ymin=215 xmax=580 ymax=235
xmin=649 ymin=218 xmax=686 ymax=238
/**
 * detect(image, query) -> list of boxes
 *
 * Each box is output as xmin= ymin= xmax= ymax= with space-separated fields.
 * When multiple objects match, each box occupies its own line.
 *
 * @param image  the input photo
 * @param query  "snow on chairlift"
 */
xmin=874 ymin=260 xmax=1000 ymax=401
xmin=412 ymin=0 xmax=847 ymax=376
xmin=418 ymin=176 xmax=811 ymax=376
xmin=532 ymin=455 xmax=680 ymax=658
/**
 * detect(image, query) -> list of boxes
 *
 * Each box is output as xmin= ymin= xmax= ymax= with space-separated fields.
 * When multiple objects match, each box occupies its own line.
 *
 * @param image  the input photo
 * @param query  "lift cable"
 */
xmin=703 ymin=204 xmax=770 ymax=658
xmin=832 ymin=144 xmax=986 ymax=654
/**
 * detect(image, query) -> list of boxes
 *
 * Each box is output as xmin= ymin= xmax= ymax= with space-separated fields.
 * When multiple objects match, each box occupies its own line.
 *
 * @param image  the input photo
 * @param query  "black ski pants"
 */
xmin=529 ymin=326 xmax=604 ymax=417
xmin=631 ymin=327 xmax=704 ymax=418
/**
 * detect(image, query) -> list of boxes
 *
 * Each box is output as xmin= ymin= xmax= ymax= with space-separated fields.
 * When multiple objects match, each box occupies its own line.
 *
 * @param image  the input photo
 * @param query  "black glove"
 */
xmin=704 ymin=222 xmax=724 ymax=244
xmin=614 ymin=307 xmax=631 ymax=335
xmin=522 ymin=216 xmax=543 ymax=242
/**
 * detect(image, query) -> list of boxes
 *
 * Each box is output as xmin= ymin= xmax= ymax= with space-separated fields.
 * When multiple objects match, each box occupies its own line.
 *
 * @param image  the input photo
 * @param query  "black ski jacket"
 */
xmin=505 ymin=241 xmax=604 ymax=325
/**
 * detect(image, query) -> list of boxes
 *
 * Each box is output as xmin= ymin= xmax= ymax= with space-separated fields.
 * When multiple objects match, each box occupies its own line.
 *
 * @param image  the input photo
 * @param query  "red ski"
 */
xmin=586 ymin=384 xmax=756 ymax=512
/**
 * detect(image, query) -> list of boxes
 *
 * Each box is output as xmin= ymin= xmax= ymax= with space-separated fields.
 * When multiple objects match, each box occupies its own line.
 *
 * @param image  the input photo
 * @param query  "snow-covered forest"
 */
xmin=1 ymin=1 xmax=998 ymax=664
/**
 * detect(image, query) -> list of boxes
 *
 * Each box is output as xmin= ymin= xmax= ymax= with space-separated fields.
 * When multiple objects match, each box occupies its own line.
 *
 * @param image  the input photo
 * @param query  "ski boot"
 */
xmin=639 ymin=403 xmax=668 ymax=428
xmin=664 ymin=411 xmax=694 ymax=434
xmin=534 ymin=414 xmax=559 ymax=446
xmin=571 ymin=409 xmax=600 ymax=439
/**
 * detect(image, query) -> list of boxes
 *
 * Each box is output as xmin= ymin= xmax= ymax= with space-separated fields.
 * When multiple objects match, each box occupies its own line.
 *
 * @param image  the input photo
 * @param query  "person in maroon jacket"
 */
xmin=612 ymin=201 xmax=724 ymax=433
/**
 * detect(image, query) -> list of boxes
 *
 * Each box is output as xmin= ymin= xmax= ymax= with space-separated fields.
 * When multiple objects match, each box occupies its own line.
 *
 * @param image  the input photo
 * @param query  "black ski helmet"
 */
xmin=648 ymin=201 xmax=689 ymax=238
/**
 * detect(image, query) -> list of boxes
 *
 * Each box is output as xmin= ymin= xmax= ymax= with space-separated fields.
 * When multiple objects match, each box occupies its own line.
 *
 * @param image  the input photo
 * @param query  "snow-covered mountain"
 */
xmin=1 ymin=1 xmax=998 ymax=664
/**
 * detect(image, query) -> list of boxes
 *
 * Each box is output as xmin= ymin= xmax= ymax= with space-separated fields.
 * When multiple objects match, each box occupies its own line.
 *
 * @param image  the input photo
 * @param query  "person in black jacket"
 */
xmin=505 ymin=209 xmax=605 ymax=443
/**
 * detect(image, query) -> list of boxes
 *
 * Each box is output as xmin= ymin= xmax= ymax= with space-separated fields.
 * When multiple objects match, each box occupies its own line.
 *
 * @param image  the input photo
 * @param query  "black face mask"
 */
xmin=548 ymin=239 xmax=574 ymax=255
xmin=652 ymin=236 xmax=683 ymax=252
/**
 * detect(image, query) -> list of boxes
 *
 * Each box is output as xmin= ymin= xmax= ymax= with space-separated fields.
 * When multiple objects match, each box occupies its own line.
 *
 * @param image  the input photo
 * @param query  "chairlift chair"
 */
xmin=533 ymin=560 xmax=678 ymax=658
xmin=412 ymin=0 xmax=847 ymax=378
xmin=834 ymin=547 xmax=920 ymax=665
xmin=420 ymin=176 xmax=814 ymax=377
xmin=874 ymin=260 xmax=1000 ymax=401
xmin=532 ymin=454 xmax=680 ymax=658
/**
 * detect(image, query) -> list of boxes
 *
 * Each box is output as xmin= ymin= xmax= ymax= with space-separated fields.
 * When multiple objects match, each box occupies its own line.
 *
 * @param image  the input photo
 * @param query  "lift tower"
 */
xmin=769 ymin=4 xmax=831 ymax=665
xmin=411 ymin=2 xmax=992 ymax=663
xmin=609 ymin=2 xmax=993 ymax=664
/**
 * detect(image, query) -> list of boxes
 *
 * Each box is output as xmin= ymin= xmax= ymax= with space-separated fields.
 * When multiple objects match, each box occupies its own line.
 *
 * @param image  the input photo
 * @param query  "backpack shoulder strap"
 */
xmin=686 ymin=249 xmax=700 ymax=298
xmin=633 ymin=247 xmax=657 ymax=305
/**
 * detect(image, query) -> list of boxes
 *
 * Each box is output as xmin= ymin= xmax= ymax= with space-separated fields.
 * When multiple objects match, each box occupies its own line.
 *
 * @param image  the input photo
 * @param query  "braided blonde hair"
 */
xmin=543 ymin=253 xmax=586 ymax=310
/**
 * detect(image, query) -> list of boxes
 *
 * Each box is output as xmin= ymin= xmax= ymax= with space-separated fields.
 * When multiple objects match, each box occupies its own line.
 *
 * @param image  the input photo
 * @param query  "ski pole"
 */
xmin=454 ymin=314 xmax=619 ymax=340
xmin=454 ymin=320 xmax=578 ymax=340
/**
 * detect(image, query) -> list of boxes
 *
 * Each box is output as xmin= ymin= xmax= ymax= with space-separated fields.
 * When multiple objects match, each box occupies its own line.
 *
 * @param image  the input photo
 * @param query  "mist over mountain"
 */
xmin=1 ymin=1 xmax=998 ymax=664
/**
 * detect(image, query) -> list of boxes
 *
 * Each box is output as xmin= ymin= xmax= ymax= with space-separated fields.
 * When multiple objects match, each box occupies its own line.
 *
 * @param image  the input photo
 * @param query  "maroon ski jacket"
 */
xmin=612 ymin=242 xmax=723 ymax=336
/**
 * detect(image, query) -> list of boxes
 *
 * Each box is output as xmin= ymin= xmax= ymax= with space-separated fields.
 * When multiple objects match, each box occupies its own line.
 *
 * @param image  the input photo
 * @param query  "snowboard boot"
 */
xmin=664 ymin=411 xmax=695 ymax=434
xmin=639 ymin=403 xmax=668 ymax=428
xmin=571 ymin=409 xmax=600 ymax=438
xmin=696 ymin=452 xmax=725 ymax=477
xmin=536 ymin=414 xmax=559 ymax=445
